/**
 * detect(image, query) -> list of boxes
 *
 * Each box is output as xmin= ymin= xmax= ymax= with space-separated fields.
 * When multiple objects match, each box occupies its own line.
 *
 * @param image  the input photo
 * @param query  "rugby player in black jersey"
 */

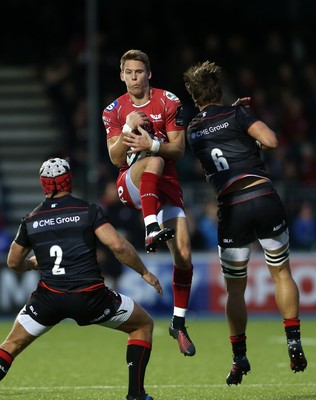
xmin=0 ymin=157 xmax=161 ymax=400
xmin=183 ymin=61 xmax=307 ymax=385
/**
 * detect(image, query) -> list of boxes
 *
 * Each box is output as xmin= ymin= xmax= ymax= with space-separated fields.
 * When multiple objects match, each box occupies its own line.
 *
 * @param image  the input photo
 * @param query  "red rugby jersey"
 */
xmin=102 ymin=87 xmax=185 ymax=178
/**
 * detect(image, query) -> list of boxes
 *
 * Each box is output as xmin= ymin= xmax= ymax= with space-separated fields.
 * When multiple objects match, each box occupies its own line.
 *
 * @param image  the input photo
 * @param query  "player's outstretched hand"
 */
xmin=232 ymin=97 xmax=251 ymax=107
xmin=142 ymin=270 xmax=163 ymax=295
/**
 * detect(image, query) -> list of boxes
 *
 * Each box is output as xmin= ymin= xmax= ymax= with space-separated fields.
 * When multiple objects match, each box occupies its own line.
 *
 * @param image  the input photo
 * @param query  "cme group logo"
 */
xmin=32 ymin=216 xmax=80 ymax=229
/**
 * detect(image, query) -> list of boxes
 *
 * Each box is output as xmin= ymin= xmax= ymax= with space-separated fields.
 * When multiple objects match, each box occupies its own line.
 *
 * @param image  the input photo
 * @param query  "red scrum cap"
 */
xmin=39 ymin=158 xmax=72 ymax=195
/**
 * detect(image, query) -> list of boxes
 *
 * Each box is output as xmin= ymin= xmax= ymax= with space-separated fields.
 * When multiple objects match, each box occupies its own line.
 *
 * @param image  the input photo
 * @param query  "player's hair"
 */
xmin=120 ymin=49 xmax=151 ymax=73
xmin=183 ymin=61 xmax=222 ymax=107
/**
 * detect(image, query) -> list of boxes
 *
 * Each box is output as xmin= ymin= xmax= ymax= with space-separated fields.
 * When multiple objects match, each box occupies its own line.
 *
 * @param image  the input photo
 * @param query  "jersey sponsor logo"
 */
xmin=190 ymin=122 xmax=229 ymax=139
xmin=175 ymin=105 xmax=184 ymax=126
xmin=165 ymin=91 xmax=179 ymax=101
xmin=102 ymin=116 xmax=111 ymax=123
xmin=32 ymin=215 xmax=81 ymax=228
xmin=105 ymin=100 xmax=118 ymax=111
xmin=51 ymin=203 xmax=58 ymax=208
xmin=223 ymin=238 xmax=233 ymax=243
xmin=149 ymin=113 xmax=162 ymax=120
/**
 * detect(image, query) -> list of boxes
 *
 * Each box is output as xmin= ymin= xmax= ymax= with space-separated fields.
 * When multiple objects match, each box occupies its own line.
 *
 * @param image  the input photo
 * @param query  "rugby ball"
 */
xmin=126 ymin=148 xmax=152 ymax=167
xmin=125 ymin=122 xmax=158 ymax=166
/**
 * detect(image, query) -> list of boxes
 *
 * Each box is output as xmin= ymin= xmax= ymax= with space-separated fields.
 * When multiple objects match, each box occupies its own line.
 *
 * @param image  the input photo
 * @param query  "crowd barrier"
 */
xmin=1 ymin=252 xmax=315 ymax=316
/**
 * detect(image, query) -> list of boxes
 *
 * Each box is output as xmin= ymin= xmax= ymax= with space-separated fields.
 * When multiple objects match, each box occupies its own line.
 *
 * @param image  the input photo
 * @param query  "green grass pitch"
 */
xmin=0 ymin=317 xmax=315 ymax=399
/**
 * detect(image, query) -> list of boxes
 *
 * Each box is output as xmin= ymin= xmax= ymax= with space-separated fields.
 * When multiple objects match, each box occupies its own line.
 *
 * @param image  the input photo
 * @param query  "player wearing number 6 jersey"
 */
xmin=184 ymin=61 xmax=307 ymax=385
xmin=0 ymin=157 xmax=162 ymax=400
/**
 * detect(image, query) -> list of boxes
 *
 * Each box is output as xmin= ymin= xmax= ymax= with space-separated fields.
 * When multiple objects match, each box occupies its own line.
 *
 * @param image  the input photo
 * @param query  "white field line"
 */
xmin=1 ymin=382 xmax=316 ymax=391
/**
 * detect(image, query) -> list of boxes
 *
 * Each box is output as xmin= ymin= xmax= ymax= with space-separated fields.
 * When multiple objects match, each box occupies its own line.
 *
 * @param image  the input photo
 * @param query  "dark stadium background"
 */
xmin=0 ymin=0 xmax=316 ymax=316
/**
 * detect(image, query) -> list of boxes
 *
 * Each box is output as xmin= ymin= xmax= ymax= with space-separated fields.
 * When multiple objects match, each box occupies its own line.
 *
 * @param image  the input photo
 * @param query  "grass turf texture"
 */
xmin=0 ymin=318 xmax=315 ymax=400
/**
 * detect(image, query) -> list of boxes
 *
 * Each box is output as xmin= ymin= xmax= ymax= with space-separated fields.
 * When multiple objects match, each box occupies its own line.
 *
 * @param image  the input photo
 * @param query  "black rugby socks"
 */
xmin=0 ymin=348 xmax=13 ymax=381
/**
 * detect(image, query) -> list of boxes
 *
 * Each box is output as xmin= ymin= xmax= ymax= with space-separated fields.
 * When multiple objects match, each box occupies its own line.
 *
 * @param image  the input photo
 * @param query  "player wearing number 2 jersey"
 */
xmin=184 ymin=61 xmax=307 ymax=385
xmin=0 ymin=157 xmax=162 ymax=400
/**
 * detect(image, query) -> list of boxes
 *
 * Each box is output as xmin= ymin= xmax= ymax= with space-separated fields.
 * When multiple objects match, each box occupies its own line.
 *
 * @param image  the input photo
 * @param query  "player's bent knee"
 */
xmin=144 ymin=155 xmax=165 ymax=173
xmin=132 ymin=303 xmax=154 ymax=330
xmin=173 ymin=248 xmax=191 ymax=267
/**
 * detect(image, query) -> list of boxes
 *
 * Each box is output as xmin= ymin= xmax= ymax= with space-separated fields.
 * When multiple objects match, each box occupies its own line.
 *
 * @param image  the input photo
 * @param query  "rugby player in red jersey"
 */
xmin=102 ymin=49 xmax=196 ymax=357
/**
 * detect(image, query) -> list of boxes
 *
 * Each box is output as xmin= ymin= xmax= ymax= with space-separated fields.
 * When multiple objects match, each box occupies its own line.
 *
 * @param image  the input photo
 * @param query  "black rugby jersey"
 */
xmin=14 ymin=194 xmax=109 ymax=292
xmin=186 ymin=105 xmax=270 ymax=195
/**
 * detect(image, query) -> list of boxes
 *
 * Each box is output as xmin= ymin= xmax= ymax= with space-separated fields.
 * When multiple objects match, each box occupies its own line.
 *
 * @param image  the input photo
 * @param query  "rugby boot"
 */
xmin=145 ymin=227 xmax=175 ymax=253
xmin=169 ymin=322 xmax=196 ymax=357
xmin=288 ymin=339 xmax=307 ymax=372
xmin=226 ymin=355 xmax=251 ymax=385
